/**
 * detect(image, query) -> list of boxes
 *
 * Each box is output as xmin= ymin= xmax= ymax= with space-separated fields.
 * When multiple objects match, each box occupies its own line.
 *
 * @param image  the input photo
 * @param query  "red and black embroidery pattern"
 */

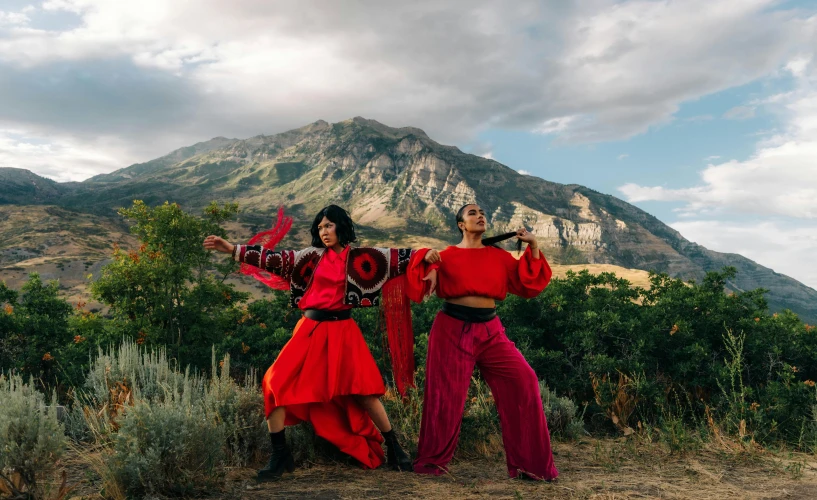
xmin=346 ymin=248 xmax=412 ymax=307
xmin=236 ymin=245 xmax=413 ymax=308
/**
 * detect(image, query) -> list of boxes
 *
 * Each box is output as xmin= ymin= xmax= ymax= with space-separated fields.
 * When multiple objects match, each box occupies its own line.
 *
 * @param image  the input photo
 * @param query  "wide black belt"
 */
xmin=303 ymin=309 xmax=352 ymax=322
xmin=442 ymin=302 xmax=497 ymax=323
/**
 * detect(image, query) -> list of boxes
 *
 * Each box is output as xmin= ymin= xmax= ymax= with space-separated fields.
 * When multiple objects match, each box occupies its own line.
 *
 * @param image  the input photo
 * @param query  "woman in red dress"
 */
xmin=412 ymin=203 xmax=559 ymax=481
xmin=204 ymin=205 xmax=438 ymax=481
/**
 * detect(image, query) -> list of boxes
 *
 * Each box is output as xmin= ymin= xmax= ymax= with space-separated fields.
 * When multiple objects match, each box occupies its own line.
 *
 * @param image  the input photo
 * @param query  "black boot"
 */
xmin=257 ymin=430 xmax=295 ymax=482
xmin=383 ymin=430 xmax=412 ymax=472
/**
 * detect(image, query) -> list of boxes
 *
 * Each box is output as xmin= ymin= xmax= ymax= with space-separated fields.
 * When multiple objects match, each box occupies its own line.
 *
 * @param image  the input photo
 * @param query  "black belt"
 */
xmin=442 ymin=302 xmax=496 ymax=323
xmin=303 ymin=309 xmax=352 ymax=322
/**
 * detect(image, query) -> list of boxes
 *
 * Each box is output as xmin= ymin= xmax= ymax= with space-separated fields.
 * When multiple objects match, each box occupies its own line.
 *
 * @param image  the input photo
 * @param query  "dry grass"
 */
xmin=551 ymin=264 xmax=654 ymax=290
xmin=59 ymin=438 xmax=817 ymax=499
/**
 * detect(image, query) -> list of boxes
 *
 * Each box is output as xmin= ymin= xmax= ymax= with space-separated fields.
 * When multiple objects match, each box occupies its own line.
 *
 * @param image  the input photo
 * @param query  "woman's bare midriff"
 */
xmin=446 ymin=296 xmax=496 ymax=309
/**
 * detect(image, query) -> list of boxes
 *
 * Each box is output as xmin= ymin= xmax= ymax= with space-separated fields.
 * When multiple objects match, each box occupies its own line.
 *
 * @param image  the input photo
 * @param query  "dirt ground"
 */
xmin=58 ymin=438 xmax=816 ymax=500
xmin=223 ymin=440 xmax=817 ymax=500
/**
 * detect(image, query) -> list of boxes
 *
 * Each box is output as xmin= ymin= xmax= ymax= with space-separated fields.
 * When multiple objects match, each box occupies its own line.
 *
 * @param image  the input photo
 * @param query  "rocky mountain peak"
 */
xmin=9 ymin=117 xmax=812 ymax=322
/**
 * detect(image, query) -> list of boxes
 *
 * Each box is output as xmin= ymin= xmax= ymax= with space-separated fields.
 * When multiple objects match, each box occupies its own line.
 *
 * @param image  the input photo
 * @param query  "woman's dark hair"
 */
xmin=455 ymin=203 xmax=485 ymax=236
xmin=456 ymin=203 xmax=522 ymax=252
xmin=310 ymin=205 xmax=357 ymax=248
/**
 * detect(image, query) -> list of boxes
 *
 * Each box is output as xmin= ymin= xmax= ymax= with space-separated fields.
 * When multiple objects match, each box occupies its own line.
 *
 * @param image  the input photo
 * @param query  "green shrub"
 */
xmin=85 ymin=341 xmax=196 ymax=406
xmin=0 ymin=374 xmax=67 ymax=497
xmin=0 ymin=274 xmax=73 ymax=394
xmin=9 ymin=197 xmax=817 ymax=455
xmin=382 ymin=386 xmax=424 ymax=455
xmin=458 ymin=377 xmax=502 ymax=458
xmin=112 ymin=397 xmax=224 ymax=496
xmin=203 ymin=355 xmax=269 ymax=467
xmin=78 ymin=342 xmax=284 ymax=495
xmin=541 ymin=382 xmax=586 ymax=440
xmin=62 ymin=404 xmax=93 ymax=444
xmin=658 ymin=402 xmax=702 ymax=454
xmin=286 ymin=422 xmax=319 ymax=465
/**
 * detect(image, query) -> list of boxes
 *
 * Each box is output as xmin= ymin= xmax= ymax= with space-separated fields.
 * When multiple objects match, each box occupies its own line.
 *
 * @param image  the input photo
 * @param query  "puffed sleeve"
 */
xmin=403 ymin=248 xmax=439 ymax=303
xmin=503 ymin=246 xmax=552 ymax=298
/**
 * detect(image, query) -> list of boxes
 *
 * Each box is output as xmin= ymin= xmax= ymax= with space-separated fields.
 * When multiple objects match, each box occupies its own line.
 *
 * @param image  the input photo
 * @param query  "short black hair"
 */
xmin=310 ymin=205 xmax=357 ymax=248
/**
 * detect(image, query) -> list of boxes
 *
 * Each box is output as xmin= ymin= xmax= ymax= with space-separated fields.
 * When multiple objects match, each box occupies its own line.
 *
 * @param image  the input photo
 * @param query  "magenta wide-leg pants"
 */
xmin=413 ymin=311 xmax=559 ymax=481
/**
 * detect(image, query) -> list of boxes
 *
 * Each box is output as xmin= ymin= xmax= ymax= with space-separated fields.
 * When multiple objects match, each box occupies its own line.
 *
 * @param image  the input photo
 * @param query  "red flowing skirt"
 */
xmin=262 ymin=316 xmax=386 ymax=469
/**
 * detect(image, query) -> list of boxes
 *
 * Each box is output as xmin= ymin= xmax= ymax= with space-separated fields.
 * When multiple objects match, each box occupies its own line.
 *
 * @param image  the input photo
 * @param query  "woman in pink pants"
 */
xmin=413 ymin=203 xmax=558 ymax=481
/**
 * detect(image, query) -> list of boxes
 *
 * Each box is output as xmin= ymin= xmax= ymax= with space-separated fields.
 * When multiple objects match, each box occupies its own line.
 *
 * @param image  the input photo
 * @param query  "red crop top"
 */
xmin=434 ymin=245 xmax=552 ymax=300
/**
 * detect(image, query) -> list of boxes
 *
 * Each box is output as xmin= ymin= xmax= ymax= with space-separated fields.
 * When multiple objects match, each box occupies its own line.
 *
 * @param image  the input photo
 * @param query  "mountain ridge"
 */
xmin=1 ymin=117 xmax=815 ymax=322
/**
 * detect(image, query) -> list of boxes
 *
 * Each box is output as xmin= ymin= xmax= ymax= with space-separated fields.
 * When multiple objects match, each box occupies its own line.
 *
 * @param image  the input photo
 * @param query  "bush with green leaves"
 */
xmin=541 ymin=381 xmax=586 ymax=440
xmin=218 ymin=291 xmax=300 ymax=378
xmin=496 ymin=267 xmax=817 ymax=448
xmin=0 ymin=373 xmax=67 ymax=497
xmin=6 ymin=197 xmax=817 ymax=453
xmin=0 ymin=274 xmax=73 ymax=393
xmin=112 ymin=396 xmax=224 ymax=496
xmin=91 ymin=200 xmax=249 ymax=369
xmin=203 ymin=355 xmax=269 ymax=467
xmin=85 ymin=341 xmax=195 ymax=407
xmin=77 ymin=341 xmax=275 ymax=494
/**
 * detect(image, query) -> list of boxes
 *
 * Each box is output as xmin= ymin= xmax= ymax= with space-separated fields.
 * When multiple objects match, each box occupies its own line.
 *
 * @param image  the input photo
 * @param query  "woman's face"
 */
xmin=458 ymin=204 xmax=487 ymax=235
xmin=318 ymin=216 xmax=339 ymax=248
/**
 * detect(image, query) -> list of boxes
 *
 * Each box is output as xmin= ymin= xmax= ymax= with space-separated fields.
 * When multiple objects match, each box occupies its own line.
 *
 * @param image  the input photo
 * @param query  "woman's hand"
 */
xmin=515 ymin=228 xmax=541 ymax=258
xmin=515 ymin=228 xmax=537 ymax=246
xmin=203 ymin=235 xmax=235 ymax=255
xmin=424 ymin=249 xmax=441 ymax=264
xmin=422 ymin=269 xmax=438 ymax=298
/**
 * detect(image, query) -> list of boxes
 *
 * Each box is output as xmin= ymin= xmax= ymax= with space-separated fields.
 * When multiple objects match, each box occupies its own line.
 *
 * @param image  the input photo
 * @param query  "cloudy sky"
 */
xmin=1 ymin=0 xmax=816 ymax=288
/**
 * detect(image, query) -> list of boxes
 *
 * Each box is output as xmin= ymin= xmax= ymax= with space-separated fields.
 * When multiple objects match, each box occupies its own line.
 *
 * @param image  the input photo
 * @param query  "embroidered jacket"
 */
xmin=233 ymin=245 xmax=415 ymax=308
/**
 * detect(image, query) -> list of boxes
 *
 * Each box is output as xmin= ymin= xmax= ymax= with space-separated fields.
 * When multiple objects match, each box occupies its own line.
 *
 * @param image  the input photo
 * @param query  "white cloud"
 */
xmin=0 ymin=129 xmax=131 ymax=182
xmin=0 ymin=10 xmax=29 ymax=26
xmin=786 ymin=56 xmax=811 ymax=77
xmin=704 ymin=155 xmax=721 ymax=161
xmin=468 ymin=141 xmax=494 ymax=160
xmin=534 ymin=115 xmax=580 ymax=135
xmin=723 ymin=105 xmax=756 ymax=120
xmin=0 ymin=0 xmax=812 ymax=180
xmin=518 ymin=169 xmax=531 ymax=175
xmin=619 ymin=55 xmax=817 ymax=219
xmin=672 ymin=220 xmax=817 ymax=290
xmin=617 ymin=153 xmax=629 ymax=160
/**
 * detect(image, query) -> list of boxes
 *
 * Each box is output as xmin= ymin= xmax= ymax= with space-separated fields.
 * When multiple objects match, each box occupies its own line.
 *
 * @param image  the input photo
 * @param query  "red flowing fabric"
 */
xmin=381 ymin=275 xmax=414 ymax=397
xmin=262 ymin=316 xmax=386 ymax=469
xmin=381 ymin=248 xmax=435 ymax=397
xmin=240 ymin=206 xmax=293 ymax=291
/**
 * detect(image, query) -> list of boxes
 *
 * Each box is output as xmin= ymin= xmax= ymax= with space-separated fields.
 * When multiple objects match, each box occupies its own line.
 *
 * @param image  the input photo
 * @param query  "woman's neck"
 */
xmin=457 ymin=231 xmax=485 ymax=248
xmin=329 ymin=243 xmax=346 ymax=254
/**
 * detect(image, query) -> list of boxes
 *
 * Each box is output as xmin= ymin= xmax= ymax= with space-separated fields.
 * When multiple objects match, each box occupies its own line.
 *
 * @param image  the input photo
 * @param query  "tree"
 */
xmin=91 ymin=201 xmax=249 ymax=368
xmin=0 ymin=274 xmax=72 ymax=391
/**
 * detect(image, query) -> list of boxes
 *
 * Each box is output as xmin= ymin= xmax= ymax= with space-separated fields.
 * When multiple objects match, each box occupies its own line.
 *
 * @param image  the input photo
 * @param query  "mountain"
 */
xmin=1 ymin=117 xmax=816 ymax=321
xmin=0 ymin=168 xmax=69 ymax=204
xmin=85 ymin=136 xmax=239 ymax=184
xmin=0 ymin=205 xmax=135 ymax=308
